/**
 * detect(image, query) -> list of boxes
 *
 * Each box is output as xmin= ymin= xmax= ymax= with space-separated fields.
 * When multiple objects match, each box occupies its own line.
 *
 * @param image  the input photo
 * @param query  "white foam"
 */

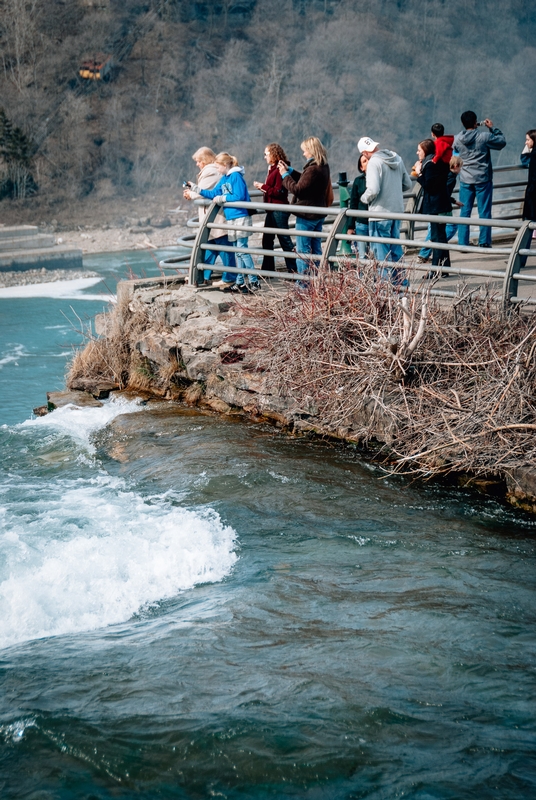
xmin=0 ymin=277 xmax=114 ymax=300
xmin=21 ymin=395 xmax=145 ymax=451
xmin=0 ymin=476 xmax=237 ymax=649
xmin=0 ymin=343 xmax=29 ymax=369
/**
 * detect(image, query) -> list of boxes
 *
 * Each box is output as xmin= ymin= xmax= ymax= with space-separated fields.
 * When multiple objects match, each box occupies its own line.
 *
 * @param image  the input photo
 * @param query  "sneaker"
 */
xmin=417 ymin=255 xmax=430 ymax=264
xmin=213 ymin=279 xmax=235 ymax=289
xmin=223 ymin=283 xmax=239 ymax=293
xmin=248 ymin=282 xmax=261 ymax=292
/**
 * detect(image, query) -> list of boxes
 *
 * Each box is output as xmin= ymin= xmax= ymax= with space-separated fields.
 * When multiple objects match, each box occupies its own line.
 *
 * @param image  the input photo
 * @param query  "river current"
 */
xmin=0 ymin=252 xmax=535 ymax=799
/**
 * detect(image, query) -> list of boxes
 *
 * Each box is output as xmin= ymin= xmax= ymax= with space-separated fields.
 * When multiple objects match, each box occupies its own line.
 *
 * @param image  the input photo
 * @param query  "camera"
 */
xmin=182 ymin=180 xmax=190 ymax=188
xmin=477 ymin=121 xmax=486 ymax=127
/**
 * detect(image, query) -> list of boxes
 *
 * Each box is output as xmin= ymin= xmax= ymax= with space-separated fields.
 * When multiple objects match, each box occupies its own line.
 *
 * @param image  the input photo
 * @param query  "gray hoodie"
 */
xmin=453 ymin=126 xmax=506 ymax=184
xmin=360 ymin=149 xmax=412 ymax=220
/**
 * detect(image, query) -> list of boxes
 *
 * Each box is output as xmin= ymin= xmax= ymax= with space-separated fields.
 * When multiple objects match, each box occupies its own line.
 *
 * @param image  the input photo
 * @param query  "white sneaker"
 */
xmin=212 ymin=279 xmax=235 ymax=289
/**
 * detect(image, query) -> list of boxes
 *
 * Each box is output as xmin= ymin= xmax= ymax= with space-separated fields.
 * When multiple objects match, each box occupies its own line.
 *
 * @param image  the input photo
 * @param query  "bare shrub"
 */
xmin=240 ymin=262 xmax=536 ymax=481
xmin=66 ymin=293 xmax=148 ymax=389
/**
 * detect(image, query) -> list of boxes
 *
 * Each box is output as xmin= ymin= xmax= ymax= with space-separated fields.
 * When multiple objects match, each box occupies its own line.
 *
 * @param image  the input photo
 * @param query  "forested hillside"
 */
xmin=0 ymin=0 xmax=534 ymax=219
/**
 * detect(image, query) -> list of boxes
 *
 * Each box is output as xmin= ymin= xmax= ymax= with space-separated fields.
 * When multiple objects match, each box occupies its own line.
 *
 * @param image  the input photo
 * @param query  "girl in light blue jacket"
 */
xmin=196 ymin=153 xmax=260 ymax=292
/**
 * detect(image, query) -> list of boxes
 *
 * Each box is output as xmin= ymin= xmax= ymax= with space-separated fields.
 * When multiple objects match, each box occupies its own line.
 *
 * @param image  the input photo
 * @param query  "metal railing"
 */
xmin=160 ymin=164 xmax=533 ymax=306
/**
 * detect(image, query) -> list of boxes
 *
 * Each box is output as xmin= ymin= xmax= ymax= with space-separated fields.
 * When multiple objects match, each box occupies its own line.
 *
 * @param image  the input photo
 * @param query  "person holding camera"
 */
xmin=183 ymin=147 xmax=236 ymax=285
xmin=453 ymin=111 xmax=506 ymax=248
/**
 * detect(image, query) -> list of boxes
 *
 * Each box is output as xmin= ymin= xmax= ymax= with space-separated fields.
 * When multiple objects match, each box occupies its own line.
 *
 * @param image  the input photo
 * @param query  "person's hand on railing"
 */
xmin=214 ymin=195 xmax=226 ymax=206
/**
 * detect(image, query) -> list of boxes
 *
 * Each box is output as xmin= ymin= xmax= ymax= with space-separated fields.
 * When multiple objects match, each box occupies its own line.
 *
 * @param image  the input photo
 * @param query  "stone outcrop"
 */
xmin=64 ymin=276 xmax=536 ymax=515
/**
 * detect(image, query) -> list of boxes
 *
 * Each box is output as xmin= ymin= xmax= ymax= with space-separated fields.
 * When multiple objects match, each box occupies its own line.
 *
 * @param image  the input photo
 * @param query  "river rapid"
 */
xmin=0 ymin=252 xmax=535 ymax=799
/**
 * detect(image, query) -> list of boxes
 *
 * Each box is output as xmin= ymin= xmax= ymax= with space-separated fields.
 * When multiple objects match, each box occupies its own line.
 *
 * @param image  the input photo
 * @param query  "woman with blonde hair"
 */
xmin=183 ymin=147 xmax=235 ymax=284
xmin=278 ymin=136 xmax=332 ymax=280
xmin=192 ymin=152 xmax=260 ymax=292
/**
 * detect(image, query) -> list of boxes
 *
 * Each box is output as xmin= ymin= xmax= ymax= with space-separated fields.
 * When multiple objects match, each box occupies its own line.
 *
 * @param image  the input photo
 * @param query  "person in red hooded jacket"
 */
xmin=431 ymin=123 xmax=454 ymax=165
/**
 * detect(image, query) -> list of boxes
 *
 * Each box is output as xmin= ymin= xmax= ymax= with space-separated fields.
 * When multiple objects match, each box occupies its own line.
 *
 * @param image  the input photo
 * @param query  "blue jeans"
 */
xmin=234 ymin=236 xmax=259 ymax=286
xmin=369 ymin=219 xmax=407 ymax=285
xmin=419 ymin=222 xmax=458 ymax=260
xmin=203 ymin=235 xmax=236 ymax=282
xmin=351 ymin=221 xmax=370 ymax=259
xmin=369 ymin=219 xmax=404 ymax=262
xmin=458 ymin=180 xmax=493 ymax=247
xmin=295 ymin=217 xmax=324 ymax=275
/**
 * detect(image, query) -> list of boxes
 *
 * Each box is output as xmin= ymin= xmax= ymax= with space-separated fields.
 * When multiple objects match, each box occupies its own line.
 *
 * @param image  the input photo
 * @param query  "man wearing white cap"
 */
xmin=358 ymin=136 xmax=412 ymax=282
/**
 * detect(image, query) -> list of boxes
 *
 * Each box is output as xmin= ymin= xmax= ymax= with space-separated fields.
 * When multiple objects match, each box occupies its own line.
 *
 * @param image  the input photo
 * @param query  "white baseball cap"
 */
xmin=357 ymin=137 xmax=379 ymax=153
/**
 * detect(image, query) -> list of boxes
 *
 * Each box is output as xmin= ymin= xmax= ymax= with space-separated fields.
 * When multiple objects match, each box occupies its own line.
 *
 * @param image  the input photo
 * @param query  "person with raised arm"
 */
xmin=183 ymin=147 xmax=235 ymax=285
xmin=254 ymin=143 xmax=295 ymax=273
xmin=278 ymin=136 xmax=332 ymax=283
xmin=453 ymin=111 xmax=506 ymax=248
xmin=191 ymin=152 xmax=260 ymax=293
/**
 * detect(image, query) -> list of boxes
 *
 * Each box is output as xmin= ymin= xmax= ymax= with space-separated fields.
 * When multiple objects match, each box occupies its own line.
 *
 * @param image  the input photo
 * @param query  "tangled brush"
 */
xmin=240 ymin=262 xmax=536 ymax=480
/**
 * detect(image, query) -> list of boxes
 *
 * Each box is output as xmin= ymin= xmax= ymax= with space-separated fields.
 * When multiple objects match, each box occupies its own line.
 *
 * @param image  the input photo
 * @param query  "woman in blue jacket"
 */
xmin=194 ymin=152 xmax=260 ymax=293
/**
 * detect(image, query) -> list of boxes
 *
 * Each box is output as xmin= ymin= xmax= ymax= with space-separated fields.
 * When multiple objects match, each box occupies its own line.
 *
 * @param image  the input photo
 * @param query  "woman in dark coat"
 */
xmin=522 ymin=130 xmax=536 ymax=222
xmin=278 ymin=136 xmax=331 ymax=278
xmin=347 ymin=154 xmax=369 ymax=259
xmin=414 ymin=138 xmax=452 ymax=274
xmin=520 ymin=129 xmax=536 ymax=268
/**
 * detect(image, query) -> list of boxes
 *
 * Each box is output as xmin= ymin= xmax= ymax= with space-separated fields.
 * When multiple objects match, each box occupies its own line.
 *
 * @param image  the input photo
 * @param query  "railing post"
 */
xmin=502 ymin=220 xmax=532 ymax=306
xmin=322 ymin=208 xmax=350 ymax=268
xmin=189 ymin=201 xmax=220 ymax=287
xmin=402 ymin=182 xmax=422 ymax=240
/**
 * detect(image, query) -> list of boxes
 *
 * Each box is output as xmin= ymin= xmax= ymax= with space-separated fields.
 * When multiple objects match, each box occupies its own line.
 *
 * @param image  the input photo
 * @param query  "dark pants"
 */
xmin=430 ymin=222 xmax=451 ymax=268
xmin=261 ymin=210 xmax=295 ymax=272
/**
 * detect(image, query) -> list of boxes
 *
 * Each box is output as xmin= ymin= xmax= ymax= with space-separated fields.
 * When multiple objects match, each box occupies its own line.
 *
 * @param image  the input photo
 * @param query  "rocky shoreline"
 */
xmin=42 ymin=275 xmax=536 ymax=517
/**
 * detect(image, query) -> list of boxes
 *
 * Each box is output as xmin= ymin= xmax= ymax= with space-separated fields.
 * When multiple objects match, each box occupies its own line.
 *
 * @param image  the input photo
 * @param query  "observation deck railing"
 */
xmin=160 ymin=163 xmax=534 ymax=307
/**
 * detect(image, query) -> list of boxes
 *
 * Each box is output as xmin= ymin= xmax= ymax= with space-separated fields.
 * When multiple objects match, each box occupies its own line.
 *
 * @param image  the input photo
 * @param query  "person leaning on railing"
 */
xmin=278 ymin=136 xmax=332 ymax=283
xmin=413 ymin=138 xmax=453 ymax=277
xmin=357 ymin=136 xmax=413 ymax=286
xmin=347 ymin=154 xmax=370 ymax=260
xmin=253 ymin=143 xmax=296 ymax=273
xmin=193 ymin=152 xmax=260 ymax=294
xmin=183 ymin=146 xmax=236 ymax=285
xmin=520 ymin=129 xmax=536 ymax=267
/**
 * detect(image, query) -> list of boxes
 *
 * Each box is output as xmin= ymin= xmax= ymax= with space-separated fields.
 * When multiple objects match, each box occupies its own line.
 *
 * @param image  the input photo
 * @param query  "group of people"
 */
xmin=182 ymin=111 xmax=535 ymax=290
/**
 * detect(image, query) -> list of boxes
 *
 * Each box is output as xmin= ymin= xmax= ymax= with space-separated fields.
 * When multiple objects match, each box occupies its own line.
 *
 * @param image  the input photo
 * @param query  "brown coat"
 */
xmin=282 ymin=161 xmax=331 ymax=220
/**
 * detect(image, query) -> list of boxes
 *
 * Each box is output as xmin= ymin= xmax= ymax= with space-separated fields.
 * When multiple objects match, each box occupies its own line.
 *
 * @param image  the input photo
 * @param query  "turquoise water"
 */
xmin=0 ymin=253 xmax=535 ymax=799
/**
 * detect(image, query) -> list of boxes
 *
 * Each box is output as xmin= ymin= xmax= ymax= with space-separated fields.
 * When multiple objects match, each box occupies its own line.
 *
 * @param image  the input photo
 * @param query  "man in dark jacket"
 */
xmin=453 ymin=110 xmax=506 ymax=247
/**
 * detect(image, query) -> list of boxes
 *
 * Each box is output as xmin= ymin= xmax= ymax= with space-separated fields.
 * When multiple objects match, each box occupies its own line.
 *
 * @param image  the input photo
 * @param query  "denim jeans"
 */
xmin=234 ymin=236 xmax=259 ymax=286
xmin=419 ymin=222 xmax=458 ymax=260
xmin=458 ymin=180 xmax=493 ymax=247
xmin=369 ymin=219 xmax=404 ymax=262
xmin=369 ymin=219 xmax=407 ymax=285
xmin=261 ymin=210 xmax=295 ymax=272
xmin=351 ymin=221 xmax=370 ymax=259
xmin=295 ymin=216 xmax=324 ymax=275
xmin=203 ymin=234 xmax=236 ymax=282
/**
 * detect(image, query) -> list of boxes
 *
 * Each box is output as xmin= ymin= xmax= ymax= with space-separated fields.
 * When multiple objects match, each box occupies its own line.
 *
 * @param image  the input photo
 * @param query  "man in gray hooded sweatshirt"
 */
xmin=358 ymin=137 xmax=412 ymax=282
xmin=453 ymin=111 xmax=506 ymax=247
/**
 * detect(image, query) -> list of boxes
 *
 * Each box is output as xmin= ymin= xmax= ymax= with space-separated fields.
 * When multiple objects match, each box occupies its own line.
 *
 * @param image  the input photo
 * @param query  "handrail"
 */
xmin=160 ymin=163 xmax=532 ymax=307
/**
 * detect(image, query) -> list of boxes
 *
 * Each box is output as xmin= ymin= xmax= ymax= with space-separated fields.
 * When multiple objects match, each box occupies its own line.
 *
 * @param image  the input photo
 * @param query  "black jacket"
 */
xmin=350 ymin=173 xmax=368 ymax=210
xmin=522 ymin=147 xmax=536 ymax=222
xmin=417 ymin=156 xmax=452 ymax=215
